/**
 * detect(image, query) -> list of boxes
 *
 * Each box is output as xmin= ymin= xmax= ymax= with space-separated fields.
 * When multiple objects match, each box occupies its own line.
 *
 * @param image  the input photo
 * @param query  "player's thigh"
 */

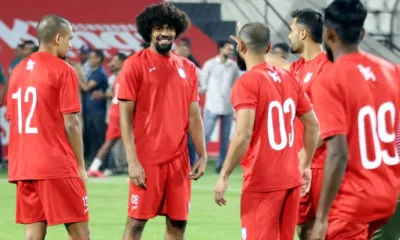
xmin=240 ymin=190 xmax=286 ymax=240
xmin=37 ymin=178 xmax=89 ymax=226
xmin=128 ymin=164 xmax=167 ymax=220
xmin=16 ymin=180 xmax=46 ymax=224
xmin=163 ymin=153 xmax=191 ymax=221
xmin=280 ymin=187 xmax=301 ymax=240
xmin=326 ymin=218 xmax=368 ymax=240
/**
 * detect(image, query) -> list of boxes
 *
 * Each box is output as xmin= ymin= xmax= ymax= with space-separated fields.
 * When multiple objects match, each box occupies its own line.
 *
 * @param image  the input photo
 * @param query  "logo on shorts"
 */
xmin=241 ymin=227 xmax=247 ymax=239
xmin=131 ymin=194 xmax=139 ymax=210
xmin=82 ymin=196 xmax=89 ymax=214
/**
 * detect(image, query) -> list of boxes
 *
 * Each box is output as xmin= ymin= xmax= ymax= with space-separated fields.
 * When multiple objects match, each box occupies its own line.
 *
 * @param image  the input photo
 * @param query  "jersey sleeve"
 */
xmin=190 ymin=64 xmax=200 ymax=102
xmin=231 ymin=73 xmax=258 ymax=111
xmin=312 ymin=70 xmax=348 ymax=140
xmin=59 ymin=66 xmax=81 ymax=114
xmin=295 ymin=79 xmax=312 ymax=116
xmin=118 ymin=57 xmax=141 ymax=102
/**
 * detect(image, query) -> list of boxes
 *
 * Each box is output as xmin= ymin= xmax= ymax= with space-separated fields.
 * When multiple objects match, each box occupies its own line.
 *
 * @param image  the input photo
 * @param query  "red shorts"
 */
xmin=128 ymin=152 xmax=191 ymax=220
xmin=105 ymin=115 xmax=121 ymax=141
xmin=298 ymin=167 xmax=324 ymax=224
xmin=326 ymin=217 xmax=388 ymax=240
xmin=241 ymin=187 xmax=300 ymax=240
xmin=16 ymin=178 xmax=89 ymax=226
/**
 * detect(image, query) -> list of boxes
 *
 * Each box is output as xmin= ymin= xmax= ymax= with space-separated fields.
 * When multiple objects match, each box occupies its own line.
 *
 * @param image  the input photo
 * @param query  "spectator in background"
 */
xmin=88 ymin=52 xmax=127 ymax=177
xmin=0 ymin=64 xmax=5 ymax=85
xmin=175 ymin=44 xmax=203 ymax=167
xmin=201 ymin=40 xmax=240 ymax=173
xmin=21 ymin=40 xmax=35 ymax=57
xmin=271 ymin=42 xmax=290 ymax=60
xmin=179 ymin=37 xmax=200 ymax=67
xmin=79 ymin=45 xmax=93 ymax=80
xmin=9 ymin=40 xmax=36 ymax=74
xmin=79 ymin=49 xmax=109 ymax=162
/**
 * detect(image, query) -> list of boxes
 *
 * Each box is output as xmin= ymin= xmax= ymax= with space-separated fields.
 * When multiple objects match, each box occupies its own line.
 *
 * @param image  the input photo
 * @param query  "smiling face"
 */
xmin=151 ymin=24 xmax=176 ymax=55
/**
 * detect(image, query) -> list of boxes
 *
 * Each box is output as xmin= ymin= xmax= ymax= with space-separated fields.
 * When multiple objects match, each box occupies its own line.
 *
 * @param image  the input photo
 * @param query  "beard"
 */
xmin=236 ymin=53 xmax=247 ymax=71
xmin=155 ymin=42 xmax=173 ymax=55
xmin=323 ymin=42 xmax=334 ymax=62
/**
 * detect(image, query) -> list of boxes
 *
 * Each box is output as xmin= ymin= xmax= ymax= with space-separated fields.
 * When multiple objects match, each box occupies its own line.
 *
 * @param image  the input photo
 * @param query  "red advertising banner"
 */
xmin=0 ymin=0 xmax=226 ymax=158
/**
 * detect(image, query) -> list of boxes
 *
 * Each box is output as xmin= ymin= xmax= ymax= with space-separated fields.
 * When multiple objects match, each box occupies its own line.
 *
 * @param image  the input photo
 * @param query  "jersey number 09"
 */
xmin=358 ymin=102 xmax=399 ymax=169
xmin=11 ymin=86 xmax=38 ymax=134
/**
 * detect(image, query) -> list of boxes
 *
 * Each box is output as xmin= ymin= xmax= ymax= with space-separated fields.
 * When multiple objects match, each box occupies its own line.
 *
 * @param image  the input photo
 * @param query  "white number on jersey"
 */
xmin=112 ymin=83 xmax=120 ymax=104
xmin=357 ymin=64 xmax=376 ymax=82
xmin=358 ymin=102 xmax=399 ymax=169
xmin=11 ymin=86 xmax=38 ymax=134
xmin=267 ymin=98 xmax=296 ymax=150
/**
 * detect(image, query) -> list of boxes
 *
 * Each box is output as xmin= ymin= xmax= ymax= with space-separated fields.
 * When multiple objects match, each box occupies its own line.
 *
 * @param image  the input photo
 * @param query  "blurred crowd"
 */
xmin=0 ymin=38 xmax=290 ymax=177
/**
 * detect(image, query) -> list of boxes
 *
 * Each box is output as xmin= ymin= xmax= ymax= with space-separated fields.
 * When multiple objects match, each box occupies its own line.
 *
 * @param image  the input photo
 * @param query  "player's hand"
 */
xmin=300 ymin=167 xmax=312 ymax=197
xmin=91 ymin=90 xmax=104 ymax=100
xmin=213 ymin=176 xmax=229 ymax=206
xmin=310 ymin=218 xmax=328 ymax=240
xmin=128 ymin=161 xmax=146 ymax=189
xmin=190 ymin=155 xmax=207 ymax=180
xmin=79 ymin=168 xmax=88 ymax=185
xmin=229 ymin=22 xmax=243 ymax=45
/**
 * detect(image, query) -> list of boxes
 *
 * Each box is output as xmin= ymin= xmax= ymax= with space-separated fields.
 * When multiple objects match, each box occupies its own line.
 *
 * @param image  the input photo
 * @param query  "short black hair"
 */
xmin=36 ymin=15 xmax=71 ymax=44
xmin=136 ymin=2 xmax=191 ymax=43
xmin=23 ymin=40 xmax=35 ymax=46
xmin=239 ymin=22 xmax=271 ymax=53
xmin=272 ymin=42 xmax=289 ymax=53
xmin=291 ymin=8 xmax=323 ymax=43
xmin=324 ymin=0 xmax=367 ymax=44
xmin=17 ymin=43 xmax=24 ymax=49
xmin=32 ymin=46 xmax=39 ymax=53
xmin=92 ymin=49 xmax=105 ymax=63
xmin=116 ymin=52 xmax=128 ymax=62
xmin=217 ymin=40 xmax=233 ymax=51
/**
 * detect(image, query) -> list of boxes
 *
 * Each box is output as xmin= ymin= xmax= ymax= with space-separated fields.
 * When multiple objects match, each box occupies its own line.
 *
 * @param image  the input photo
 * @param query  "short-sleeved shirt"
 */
xmin=117 ymin=49 xmax=199 ymax=165
xmin=6 ymin=52 xmax=81 ymax=182
xmin=108 ymin=75 xmax=121 ymax=118
xmin=290 ymin=53 xmax=330 ymax=168
xmin=82 ymin=66 xmax=108 ymax=114
xmin=231 ymin=62 xmax=312 ymax=192
xmin=312 ymin=52 xmax=400 ymax=222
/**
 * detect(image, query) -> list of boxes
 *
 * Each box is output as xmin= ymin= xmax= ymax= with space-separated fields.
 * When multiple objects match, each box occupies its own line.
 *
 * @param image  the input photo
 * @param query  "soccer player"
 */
xmin=310 ymin=0 xmax=400 ymax=239
xmin=117 ymin=3 xmax=207 ymax=240
xmin=265 ymin=9 xmax=330 ymax=238
xmin=213 ymin=22 xmax=320 ymax=240
xmin=6 ymin=15 xmax=90 ymax=239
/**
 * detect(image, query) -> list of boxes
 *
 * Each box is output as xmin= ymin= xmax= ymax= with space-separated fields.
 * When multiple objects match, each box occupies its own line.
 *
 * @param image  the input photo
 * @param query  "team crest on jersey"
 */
xmin=178 ymin=68 xmax=186 ymax=79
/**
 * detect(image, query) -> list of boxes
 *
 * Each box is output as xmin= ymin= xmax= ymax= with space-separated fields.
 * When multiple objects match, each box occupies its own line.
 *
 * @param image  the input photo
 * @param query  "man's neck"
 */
xmin=333 ymin=44 xmax=359 ymax=62
xmin=38 ymin=45 xmax=57 ymax=57
xmin=245 ymin=53 xmax=266 ymax=70
xmin=301 ymin=42 xmax=322 ymax=61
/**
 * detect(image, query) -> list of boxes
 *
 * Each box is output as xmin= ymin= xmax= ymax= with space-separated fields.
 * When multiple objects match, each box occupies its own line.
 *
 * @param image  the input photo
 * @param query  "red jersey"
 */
xmin=6 ymin=52 xmax=81 ymax=182
xmin=313 ymin=52 xmax=400 ymax=222
xmin=117 ymin=49 xmax=199 ymax=165
xmin=231 ymin=62 xmax=312 ymax=192
xmin=290 ymin=53 xmax=331 ymax=168
xmin=108 ymin=76 xmax=121 ymax=118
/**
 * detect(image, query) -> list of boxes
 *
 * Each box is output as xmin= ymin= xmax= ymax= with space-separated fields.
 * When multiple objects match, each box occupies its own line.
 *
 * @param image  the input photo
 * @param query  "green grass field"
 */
xmin=0 ymin=163 xmax=299 ymax=240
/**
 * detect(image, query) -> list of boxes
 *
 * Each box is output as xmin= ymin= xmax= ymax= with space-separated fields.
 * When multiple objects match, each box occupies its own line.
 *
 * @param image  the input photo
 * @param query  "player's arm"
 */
xmin=265 ymin=54 xmax=291 ymax=71
xmin=316 ymin=135 xmax=348 ymax=221
xmin=63 ymin=113 xmax=85 ymax=170
xmin=298 ymin=110 xmax=320 ymax=169
xmin=220 ymin=109 xmax=255 ymax=177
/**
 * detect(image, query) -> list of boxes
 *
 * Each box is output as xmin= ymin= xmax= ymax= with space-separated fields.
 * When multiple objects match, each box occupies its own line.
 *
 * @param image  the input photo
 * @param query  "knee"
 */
xmin=126 ymin=218 xmax=146 ymax=236
xmin=166 ymin=220 xmax=187 ymax=237
xmin=24 ymin=231 xmax=46 ymax=240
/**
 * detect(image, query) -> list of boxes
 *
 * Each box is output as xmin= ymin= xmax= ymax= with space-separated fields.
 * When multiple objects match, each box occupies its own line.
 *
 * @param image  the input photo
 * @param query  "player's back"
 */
xmin=325 ymin=52 xmax=400 ymax=221
xmin=231 ymin=63 xmax=312 ymax=192
xmin=7 ymin=52 xmax=81 ymax=182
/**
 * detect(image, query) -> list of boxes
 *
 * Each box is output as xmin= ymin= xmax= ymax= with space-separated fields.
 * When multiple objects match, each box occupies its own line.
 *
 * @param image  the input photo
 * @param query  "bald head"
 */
xmin=239 ymin=23 xmax=271 ymax=53
xmin=36 ymin=15 xmax=71 ymax=44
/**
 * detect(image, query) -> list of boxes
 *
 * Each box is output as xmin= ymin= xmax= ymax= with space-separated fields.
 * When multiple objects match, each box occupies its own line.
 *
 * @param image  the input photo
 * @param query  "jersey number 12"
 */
xmin=11 ymin=86 xmax=38 ymax=134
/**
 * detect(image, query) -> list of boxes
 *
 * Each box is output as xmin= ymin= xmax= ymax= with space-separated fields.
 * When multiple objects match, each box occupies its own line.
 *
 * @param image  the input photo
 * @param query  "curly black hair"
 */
xmin=136 ymin=2 xmax=191 ymax=43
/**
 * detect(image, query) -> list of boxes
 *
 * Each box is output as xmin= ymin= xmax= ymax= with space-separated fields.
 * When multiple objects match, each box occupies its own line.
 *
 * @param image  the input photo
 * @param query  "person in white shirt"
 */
xmin=201 ymin=40 xmax=240 ymax=173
